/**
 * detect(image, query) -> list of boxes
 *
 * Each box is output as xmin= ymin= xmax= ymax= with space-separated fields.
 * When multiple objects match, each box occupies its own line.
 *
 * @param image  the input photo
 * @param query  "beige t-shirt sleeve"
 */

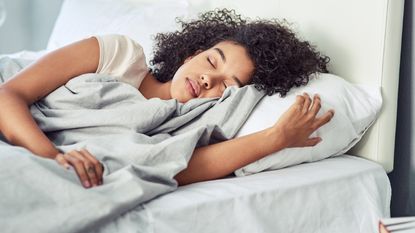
xmin=93 ymin=34 xmax=148 ymax=88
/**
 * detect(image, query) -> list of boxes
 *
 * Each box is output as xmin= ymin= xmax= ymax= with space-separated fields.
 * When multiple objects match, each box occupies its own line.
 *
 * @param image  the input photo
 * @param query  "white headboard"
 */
xmin=187 ymin=0 xmax=404 ymax=172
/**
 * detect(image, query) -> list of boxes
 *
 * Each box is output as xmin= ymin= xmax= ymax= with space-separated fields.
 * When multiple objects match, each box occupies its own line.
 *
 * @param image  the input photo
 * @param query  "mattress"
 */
xmin=125 ymin=155 xmax=391 ymax=233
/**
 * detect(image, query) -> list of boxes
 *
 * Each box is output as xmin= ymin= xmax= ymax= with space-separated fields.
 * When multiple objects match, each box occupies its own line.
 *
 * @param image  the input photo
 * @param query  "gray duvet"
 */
xmin=0 ymin=57 xmax=264 ymax=233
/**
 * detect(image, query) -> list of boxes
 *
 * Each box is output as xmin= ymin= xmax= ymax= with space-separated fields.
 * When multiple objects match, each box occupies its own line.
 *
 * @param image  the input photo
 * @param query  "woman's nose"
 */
xmin=200 ymin=74 xmax=211 ymax=89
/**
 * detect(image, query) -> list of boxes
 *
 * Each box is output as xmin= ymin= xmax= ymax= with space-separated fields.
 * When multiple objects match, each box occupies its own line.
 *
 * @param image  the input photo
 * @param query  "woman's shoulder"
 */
xmin=93 ymin=34 xmax=144 ymax=53
xmin=93 ymin=34 xmax=148 ymax=88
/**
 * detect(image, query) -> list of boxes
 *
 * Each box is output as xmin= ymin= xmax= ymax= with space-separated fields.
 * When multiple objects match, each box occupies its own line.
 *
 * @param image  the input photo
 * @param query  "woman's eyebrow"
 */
xmin=214 ymin=47 xmax=243 ymax=87
xmin=214 ymin=48 xmax=226 ymax=62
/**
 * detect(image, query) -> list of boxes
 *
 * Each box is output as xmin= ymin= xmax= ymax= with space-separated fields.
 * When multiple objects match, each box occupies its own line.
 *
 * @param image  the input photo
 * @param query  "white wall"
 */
xmin=0 ymin=0 xmax=64 ymax=54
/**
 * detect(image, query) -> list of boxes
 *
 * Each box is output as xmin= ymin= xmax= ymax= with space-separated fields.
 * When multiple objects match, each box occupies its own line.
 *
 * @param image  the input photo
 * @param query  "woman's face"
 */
xmin=169 ymin=41 xmax=254 ymax=103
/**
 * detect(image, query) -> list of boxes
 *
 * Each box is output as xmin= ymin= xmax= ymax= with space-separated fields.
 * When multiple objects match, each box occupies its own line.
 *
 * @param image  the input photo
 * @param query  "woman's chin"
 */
xmin=172 ymin=95 xmax=190 ymax=104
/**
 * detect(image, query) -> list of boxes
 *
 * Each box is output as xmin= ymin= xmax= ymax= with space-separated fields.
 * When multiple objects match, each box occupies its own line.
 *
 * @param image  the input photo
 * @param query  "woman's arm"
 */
xmin=0 ymin=37 xmax=99 ymax=157
xmin=0 ymin=37 xmax=104 ymax=188
xmin=174 ymin=93 xmax=334 ymax=186
xmin=0 ymin=89 xmax=61 ymax=157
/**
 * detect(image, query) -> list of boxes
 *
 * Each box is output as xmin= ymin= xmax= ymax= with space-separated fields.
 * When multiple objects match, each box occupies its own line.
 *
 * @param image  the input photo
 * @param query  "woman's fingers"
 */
xmin=309 ymin=94 xmax=321 ymax=116
xmin=302 ymin=110 xmax=334 ymax=147
xmin=276 ymin=93 xmax=335 ymax=148
xmin=79 ymin=148 xmax=103 ymax=185
xmin=313 ymin=109 xmax=335 ymax=130
xmin=71 ymin=150 xmax=100 ymax=188
xmin=64 ymin=152 xmax=91 ymax=188
xmin=54 ymin=149 xmax=104 ymax=189
xmin=294 ymin=94 xmax=305 ymax=112
xmin=55 ymin=153 xmax=71 ymax=170
xmin=297 ymin=92 xmax=319 ymax=116
xmin=301 ymin=93 xmax=311 ymax=114
xmin=304 ymin=93 xmax=334 ymax=129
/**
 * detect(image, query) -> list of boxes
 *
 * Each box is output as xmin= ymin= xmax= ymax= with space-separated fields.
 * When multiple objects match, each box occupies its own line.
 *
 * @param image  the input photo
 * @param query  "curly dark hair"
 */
xmin=150 ymin=9 xmax=329 ymax=96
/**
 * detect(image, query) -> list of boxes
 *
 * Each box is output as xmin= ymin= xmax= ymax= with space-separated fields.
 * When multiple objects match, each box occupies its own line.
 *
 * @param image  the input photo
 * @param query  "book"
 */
xmin=379 ymin=216 xmax=415 ymax=233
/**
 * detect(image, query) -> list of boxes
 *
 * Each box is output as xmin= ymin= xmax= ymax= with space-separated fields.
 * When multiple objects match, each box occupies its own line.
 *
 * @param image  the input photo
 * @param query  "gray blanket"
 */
xmin=0 ymin=57 xmax=264 ymax=233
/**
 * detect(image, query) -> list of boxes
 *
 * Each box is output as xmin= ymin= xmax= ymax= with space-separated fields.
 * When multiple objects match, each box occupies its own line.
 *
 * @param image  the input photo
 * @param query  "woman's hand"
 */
xmin=54 ymin=148 xmax=104 ymax=188
xmin=271 ymin=92 xmax=334 ymax=149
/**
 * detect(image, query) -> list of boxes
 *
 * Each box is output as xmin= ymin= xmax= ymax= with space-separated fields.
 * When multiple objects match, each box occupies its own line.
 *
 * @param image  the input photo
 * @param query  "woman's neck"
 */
xmin=138 ymin=72 xmax=172 ymax=100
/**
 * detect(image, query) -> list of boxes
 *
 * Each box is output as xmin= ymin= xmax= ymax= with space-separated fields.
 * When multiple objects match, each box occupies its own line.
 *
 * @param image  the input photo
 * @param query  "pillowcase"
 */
xmin=234 ymin=73 xmax=382 ymax=176
xmin=47 ymin=0 xmax=190 ymax=64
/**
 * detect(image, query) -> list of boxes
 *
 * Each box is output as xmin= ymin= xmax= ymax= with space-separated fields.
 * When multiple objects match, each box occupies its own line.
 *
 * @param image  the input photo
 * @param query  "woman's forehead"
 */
xmin=208 ymin=41 xmax=254 ymax=85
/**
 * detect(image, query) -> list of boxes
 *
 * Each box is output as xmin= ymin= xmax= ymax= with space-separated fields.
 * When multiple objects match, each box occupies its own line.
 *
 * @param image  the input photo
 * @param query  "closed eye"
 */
xmin=207 ymin=57 xmax=215 ymax=68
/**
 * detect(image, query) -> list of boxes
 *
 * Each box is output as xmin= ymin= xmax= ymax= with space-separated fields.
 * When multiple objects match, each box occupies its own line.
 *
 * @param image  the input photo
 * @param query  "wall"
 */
xmin=0 ymin=0 xmax=63 ymax=54
xmin=389 ymin=0 xmax=415 ymax=217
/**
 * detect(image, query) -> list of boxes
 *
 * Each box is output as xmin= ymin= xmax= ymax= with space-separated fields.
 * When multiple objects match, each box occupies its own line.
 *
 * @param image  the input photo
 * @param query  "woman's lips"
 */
xmin=186 ymin=78 xmax=200 ymax=98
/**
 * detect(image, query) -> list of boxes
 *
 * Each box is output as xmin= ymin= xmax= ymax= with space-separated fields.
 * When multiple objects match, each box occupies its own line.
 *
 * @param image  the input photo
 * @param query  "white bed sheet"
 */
xmin=132 ymin=155 xmax=391 ymax=233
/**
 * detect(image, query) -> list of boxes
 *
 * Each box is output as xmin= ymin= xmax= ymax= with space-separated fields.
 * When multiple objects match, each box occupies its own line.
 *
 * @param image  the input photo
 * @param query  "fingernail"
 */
xmin=84 ymin=181 xmax=91 ymax=188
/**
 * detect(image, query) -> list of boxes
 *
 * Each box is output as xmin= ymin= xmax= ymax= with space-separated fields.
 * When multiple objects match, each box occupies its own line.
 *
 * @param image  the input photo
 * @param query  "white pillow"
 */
xmin=47 ymin=0 xmax=190 ymax=64
xmin=234 ymin=73 xmax=382 ymax=176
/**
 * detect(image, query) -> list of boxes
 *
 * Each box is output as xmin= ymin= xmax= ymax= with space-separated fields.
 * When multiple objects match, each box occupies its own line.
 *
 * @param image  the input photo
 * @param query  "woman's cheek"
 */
xmin=170 ymin=83 xmax=192 ymax=103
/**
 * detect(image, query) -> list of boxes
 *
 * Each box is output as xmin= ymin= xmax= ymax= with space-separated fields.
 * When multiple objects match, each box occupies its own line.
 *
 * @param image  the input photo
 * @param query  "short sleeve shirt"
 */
xmin=93 ymin=34 xmax=148 ymax=88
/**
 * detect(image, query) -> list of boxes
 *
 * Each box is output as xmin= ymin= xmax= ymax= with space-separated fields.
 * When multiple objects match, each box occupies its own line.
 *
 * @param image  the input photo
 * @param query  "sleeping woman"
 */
xmin=0 ymin=9 xmax=334 ymax=188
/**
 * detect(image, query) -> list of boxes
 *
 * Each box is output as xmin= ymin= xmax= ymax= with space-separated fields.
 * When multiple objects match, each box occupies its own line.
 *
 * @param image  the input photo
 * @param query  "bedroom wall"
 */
xmin=389 ymin=0 xmax=415 ymax=217
xmin=0 ymin=0 xmax=63 ymax=53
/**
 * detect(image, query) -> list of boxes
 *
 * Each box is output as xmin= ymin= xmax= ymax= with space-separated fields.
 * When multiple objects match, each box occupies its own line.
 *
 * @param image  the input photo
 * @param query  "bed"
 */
xmin=0 ymin=0 xmax=404 ymax=233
